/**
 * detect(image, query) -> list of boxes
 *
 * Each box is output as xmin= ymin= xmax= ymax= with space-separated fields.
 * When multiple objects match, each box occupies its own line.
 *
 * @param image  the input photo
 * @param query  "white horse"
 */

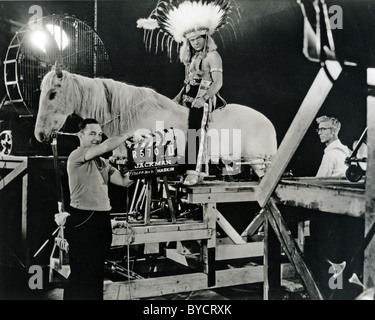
xmin=34 ymin=67 xmax=277 ymax=177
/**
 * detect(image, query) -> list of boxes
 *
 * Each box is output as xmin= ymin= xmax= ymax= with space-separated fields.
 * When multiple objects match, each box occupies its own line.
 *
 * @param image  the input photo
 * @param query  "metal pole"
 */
xmin=93 ymin=0 xmax=98 ymax=77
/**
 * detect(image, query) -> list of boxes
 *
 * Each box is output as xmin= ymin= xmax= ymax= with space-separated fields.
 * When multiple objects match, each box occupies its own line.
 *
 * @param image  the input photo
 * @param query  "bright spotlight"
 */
xmin=46 ymin=24 xmax=69 ymax=50
xmin=30 ymin=30 xmax=48 ymax=53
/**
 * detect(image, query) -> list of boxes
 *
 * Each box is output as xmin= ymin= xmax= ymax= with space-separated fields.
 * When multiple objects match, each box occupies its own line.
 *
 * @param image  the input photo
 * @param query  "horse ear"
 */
xmin=54 ymin=61 xmax=63 ymax=79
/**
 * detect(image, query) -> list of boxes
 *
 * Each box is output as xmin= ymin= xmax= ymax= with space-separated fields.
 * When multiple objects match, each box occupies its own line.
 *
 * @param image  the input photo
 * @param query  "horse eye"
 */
xmin=49 ymin=91 xmax=56 ymax=100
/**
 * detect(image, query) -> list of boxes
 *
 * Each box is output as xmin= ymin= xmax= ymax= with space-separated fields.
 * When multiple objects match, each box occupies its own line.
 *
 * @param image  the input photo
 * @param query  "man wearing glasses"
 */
xmin=315 ymin=115 xmax=351 ymax=177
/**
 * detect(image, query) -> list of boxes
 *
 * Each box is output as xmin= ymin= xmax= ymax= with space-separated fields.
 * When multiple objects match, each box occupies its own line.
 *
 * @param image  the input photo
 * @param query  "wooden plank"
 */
xmin=263 ymin=210 xmax=281 ymax=300
xmin=165 ymin=248 xmax=189 ymax=266
xmin=217 ymin=211 xmax=246 ymax=244
xmin=111 ymin=221 xmax=208 ymax=234
xmin=274 ymin=183 xmax=365 ymax=217
xmin=215 ymin=265 xmax=263 ymax=287
xmin=265 ymin=198 xmax=324 ymax=300
xmin=258 ymin=63 xmax=342 ymax=208
xmin=364 ymin=92 xmax=375 ymax=288
xmin=216 ymin=242 xmax=263 ymax=260
xmin=0 ymin=155 xmax=28 ymax=163
xmin=163 ymin=175 xmax=177 ymax=223
xmin=21 ymin=173 xmax=29 ymax=265
xmin=202 ymin=203 xmax=217 ymax=287
xmin=0 ymin=161 xmax=25 ymax=169
xmin=280 ymin=177 xmax=365 ymax=190
xmin=104 ymin=265 xmax=263 ymax=300
xmin=0 ymin=159 xmax=27 ymax=190
xmin=184 ymin=181 xmax=260 ymax=194
xmin=111 ymin=228 xmax=212 ymax=246
xmin=241 ymin=210 xmax=264 ymax=237
xmin=144 ymin=178 xmax=152 ymax=225
xmin=188 ymin=190 xmax=259 ymax=204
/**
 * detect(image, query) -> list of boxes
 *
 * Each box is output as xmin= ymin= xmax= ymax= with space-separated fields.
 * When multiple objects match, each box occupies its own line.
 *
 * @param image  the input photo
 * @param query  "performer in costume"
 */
xmin=137 ymin=0 xmax=240 ymax=185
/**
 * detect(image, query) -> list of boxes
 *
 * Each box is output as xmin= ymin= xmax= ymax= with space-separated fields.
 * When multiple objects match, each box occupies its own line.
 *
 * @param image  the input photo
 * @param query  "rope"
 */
xmin=51 ymin=136 xmax=66 ymax=212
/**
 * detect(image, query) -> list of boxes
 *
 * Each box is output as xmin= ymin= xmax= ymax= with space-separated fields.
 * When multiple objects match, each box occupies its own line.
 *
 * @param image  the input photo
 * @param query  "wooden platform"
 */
xmin=275 ymin=177 xmax=366 ymax=218
xmin=182 ymin=180 xmax=260 ymax=203
xmin=0 ymin=155 xmax=370 ymax=300
xmin=106 ymin=180 xmax=267 ymax=300
xmin=182 ymin=177 xmax=365 ymax=217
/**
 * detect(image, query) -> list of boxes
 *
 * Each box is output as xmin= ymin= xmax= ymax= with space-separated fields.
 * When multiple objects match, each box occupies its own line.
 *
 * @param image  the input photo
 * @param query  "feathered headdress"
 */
xmin=137 ymin=0 xmax=241 ymax=60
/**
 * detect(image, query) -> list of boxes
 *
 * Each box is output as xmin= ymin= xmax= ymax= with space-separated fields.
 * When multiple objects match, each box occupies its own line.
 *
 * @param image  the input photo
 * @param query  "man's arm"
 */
xmin=204 ymin=51 xmax=223 ymax=98
xmin=84 ymin=133 xmax=129 ymax=161
xmin=109 ymin=170 xmax=133 ymax=187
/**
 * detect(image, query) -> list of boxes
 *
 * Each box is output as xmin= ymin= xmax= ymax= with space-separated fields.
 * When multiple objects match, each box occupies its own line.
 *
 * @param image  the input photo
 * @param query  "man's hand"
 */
xmin=133 ymin=132 xmax=146 ymax=144
xmin=54 ymin=212 xmax=70 ymax=226
xmin=192 ymin=97 xmax=206 ymax=109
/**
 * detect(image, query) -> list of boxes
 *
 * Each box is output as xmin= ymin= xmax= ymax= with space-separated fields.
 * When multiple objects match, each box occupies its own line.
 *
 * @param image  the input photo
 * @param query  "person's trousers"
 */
xmin=186 ymin=106 xmax=204 ymax=171
xmin=63 ymin=207 xmax=112 ymax=300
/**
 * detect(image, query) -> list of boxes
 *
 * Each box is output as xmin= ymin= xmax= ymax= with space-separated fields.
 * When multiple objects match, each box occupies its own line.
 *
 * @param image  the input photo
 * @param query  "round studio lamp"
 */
xmin=2 ymin=14 xmax=112 ymax=155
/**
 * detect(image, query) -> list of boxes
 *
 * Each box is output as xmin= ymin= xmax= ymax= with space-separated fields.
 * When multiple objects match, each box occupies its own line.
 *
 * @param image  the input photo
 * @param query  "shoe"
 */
xmin=183 ymin=171 xmax=203 ymax=186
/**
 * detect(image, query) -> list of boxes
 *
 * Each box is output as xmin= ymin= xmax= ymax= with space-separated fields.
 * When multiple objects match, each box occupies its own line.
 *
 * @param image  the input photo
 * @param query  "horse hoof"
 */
xmin=183 ymin=174 xmax=203 ymax=186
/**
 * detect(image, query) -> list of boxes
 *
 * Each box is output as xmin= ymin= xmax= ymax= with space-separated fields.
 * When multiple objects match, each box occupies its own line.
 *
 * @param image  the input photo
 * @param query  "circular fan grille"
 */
xmin=3 ymin=14 xmax=112 ymax=117
xmin=1 ymin=14 xmax=112 ymax=155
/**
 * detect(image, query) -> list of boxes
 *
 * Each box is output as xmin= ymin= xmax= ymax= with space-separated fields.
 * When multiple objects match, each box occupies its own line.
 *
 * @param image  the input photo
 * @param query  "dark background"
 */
xmin=0 ymin=0 xmax=373 ymax=299
xmin=0 ymin=0 xmax=373 ymax=176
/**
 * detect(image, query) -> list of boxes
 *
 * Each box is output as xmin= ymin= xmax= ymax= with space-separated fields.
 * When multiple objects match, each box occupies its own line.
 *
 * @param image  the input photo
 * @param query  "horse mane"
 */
xmin=41 ymin=70 xmax=183 ymax=136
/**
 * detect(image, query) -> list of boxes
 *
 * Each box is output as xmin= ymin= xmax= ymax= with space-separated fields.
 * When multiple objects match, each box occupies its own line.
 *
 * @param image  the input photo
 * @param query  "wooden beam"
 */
xmin=202 ymin=203 xmax=217 ymax=287
xmin=0 ymin=159 xmax=27 ymax=191
xmin=364 ymin=83 xmax=375 ymax=289
xmin=258 ymin=62 xmax=342 ymax=208
xmin=184 ymin=181 xmax=260 ymax=194
xmin=241 ymin=210 xmax=264 ymax=237
xmin=104 ymin=265 xmax=263 ymax=300
xmin=187 ymin=189 xmax=259 ymax=204
xmin=216 ymin=241 xmax=263 ymax=260
xmin=0 ymin=161 xmax=25 ymax=169
xmin=22 ymin=173 xmax=29 ymax=265
xmin=274 ymin=181 xmax=365 ymax=217
xmin=263 ymin=210 xmax=281 ymax=300
xmin=162 ymin=175 xmax=176 ymax=223
xmin=217 ymin=210 xmax=246 ymax=244
xmin=184 ymin=181 xmax=260 ymax=203
xmin=264 ymin=198 xmax=324 ymax=300
xmin=111 ymin=228 xmax=212 ymax=246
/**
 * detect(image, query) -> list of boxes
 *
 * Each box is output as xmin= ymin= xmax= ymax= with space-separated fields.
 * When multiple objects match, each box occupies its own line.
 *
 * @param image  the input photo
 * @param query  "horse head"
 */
xmin=34 ymin=62 xmax=75 ymax=143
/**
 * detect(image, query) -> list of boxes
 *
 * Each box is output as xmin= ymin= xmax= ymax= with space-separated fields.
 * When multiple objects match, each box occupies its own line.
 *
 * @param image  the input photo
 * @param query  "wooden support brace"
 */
xmin=263 ymin=209 xmax=281 ymax=300
xmin=162 ymin=175 xmax=176 ymax=223
xmin=0 ymin=158 xmax=27 ymax=190
xmin=264 ymin=198 xmax=324 ymax=300
xmin=202 ymin=203 xmax=217 ymax=287
xmin=217 ymin=210 xmax=246 ymax=244
xmin=144 ymin=178 xmax=152 ymax=225
xmin=364 ymin=70 xmax=375 ymax=288
xmin=241 ymin=210 xmax=264 ymax=237
xmin=258 ymin=63 xmax=342 ymax=300
xmin=258 ymin=62 xmax=342 ymax=208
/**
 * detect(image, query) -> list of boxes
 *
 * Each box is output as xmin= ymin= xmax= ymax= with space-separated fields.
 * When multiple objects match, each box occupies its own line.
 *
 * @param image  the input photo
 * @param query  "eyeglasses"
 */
xmin=316 ymin=127 xmax=333 ymax=133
